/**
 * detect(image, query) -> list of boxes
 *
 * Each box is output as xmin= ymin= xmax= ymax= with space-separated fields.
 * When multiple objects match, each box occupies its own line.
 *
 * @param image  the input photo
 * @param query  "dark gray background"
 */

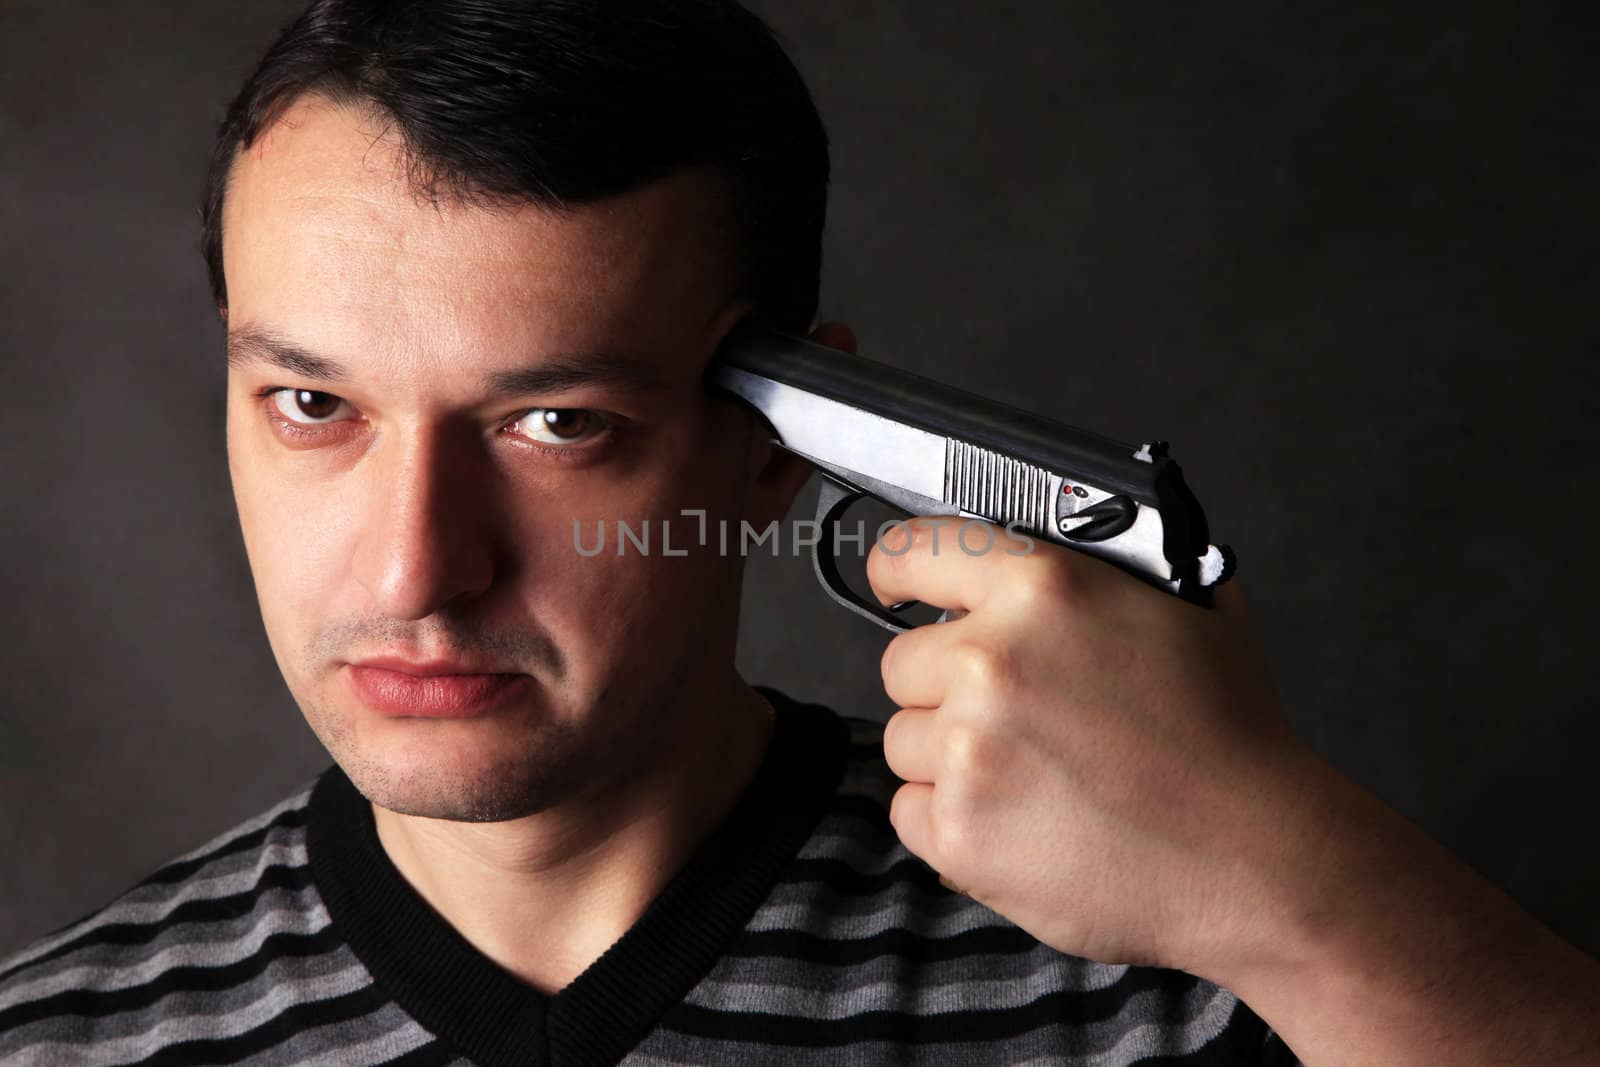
xmin=2 ymin=2 xmax=1596 ymax=962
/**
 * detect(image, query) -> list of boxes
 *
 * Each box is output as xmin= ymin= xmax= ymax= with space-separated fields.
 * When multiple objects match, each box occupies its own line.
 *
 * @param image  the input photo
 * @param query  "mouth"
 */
xmin=345 ymin=663 xmax=534 ymax=719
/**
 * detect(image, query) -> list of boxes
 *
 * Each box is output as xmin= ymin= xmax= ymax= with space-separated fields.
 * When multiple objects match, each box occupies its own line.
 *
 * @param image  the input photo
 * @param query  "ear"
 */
xmin=740 ymin=319 xmax=859 ymax=526
xmin=808 ymin=319 xmax=858 ymax=356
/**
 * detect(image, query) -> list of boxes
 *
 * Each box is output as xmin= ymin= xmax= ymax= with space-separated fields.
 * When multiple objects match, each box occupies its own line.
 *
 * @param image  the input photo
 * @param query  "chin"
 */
xmin=318 ymin=706 xmax=591 ymax=822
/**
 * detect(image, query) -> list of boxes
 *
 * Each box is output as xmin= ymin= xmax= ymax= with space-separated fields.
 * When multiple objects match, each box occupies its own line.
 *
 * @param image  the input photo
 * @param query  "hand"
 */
xmin=871 ymin=515 xmax=1319 ymax=977
xmin=869 ymin=515 xmax=1600 ymax=1065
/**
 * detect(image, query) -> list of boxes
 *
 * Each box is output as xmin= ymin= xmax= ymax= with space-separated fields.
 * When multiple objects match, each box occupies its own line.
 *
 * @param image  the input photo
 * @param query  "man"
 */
xmin=1 ymin=2 xmax=1595 ymax=1064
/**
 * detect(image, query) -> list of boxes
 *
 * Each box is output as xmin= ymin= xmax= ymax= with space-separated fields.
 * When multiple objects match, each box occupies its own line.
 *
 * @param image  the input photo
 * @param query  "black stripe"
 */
xmin=126 ymin=983 xmax=392 ymax=1067
xmin=1261 ymin=1031 xmax=1304 ymax=1067
xmin=781 ymin=854 xmax=944 ymax=896
xmin=660 ymin=966 xmax=1208 ymax=1045
xmin=824 ymin=793 xmax=891 ymax=826
xmin=0 ymin=863 xmax=316 ymax=983
xmin=723 ymin=921 xmax=1047 ymax=965
xmin=0 ymin=925 xmax=345 ymax=1032
xmin=1126 ymin=998 xmax=1287 ymax=1066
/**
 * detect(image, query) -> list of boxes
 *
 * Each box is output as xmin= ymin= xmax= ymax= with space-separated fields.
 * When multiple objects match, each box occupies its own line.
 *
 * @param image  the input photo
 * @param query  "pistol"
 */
xmin=707 ymin=318 xmax=1236 ymax=634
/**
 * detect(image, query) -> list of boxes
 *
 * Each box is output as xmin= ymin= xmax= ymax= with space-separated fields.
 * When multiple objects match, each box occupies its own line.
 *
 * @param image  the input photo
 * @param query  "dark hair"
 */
xmin=199 ymin=0 xmax=829 ymax=331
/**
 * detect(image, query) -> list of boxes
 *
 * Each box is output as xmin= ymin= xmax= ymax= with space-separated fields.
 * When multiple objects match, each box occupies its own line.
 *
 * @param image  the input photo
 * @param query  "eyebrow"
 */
xmin=225 ymin=325 xmax=666 ymax=396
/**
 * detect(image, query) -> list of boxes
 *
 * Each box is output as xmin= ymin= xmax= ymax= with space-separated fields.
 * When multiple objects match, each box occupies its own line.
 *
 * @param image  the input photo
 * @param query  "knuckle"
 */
xmin=1009 ymin=549 xmax=1078 ymax=611
xmin=907 ymin=518 xmax=939 ymax=547
xmin=927 ymin=797 xmax=977 ymax=868
xmin=941 ymin=722 xmax=1000 ymax=780
xmin=950 ymin=640 xmax=1013 ymax=693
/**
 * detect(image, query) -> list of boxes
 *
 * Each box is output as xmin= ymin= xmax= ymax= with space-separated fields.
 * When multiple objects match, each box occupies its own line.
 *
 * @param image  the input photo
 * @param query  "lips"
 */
xmin=347 ymin=661 xmax=532 ymax=718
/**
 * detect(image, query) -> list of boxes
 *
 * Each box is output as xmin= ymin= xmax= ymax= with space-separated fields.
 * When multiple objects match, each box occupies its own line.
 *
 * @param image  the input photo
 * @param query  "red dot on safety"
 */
xmin=1061 ymin=484 xmax=1073 ymax=494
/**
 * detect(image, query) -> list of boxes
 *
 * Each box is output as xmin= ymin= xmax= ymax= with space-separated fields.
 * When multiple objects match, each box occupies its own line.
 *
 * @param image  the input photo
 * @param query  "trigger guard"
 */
xmin=811 ymin=478 xmax=920 ymax=635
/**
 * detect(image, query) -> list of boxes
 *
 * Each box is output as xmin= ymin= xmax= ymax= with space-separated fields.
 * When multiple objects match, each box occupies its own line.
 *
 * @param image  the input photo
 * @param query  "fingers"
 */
xmin=881 ymin=706 xmax=939 ymax=783
xmin=877 ymin=598 xmax=1012 ymax=711
xmin=890 ymin=781 xmax=970 ymax=899
xmin=866 ymin=515 xmax=1022 ymax=617
xmin=879 ymin=621 xmax=951 ymax=709
xmin=887 ymin=780 xmax=934 ymax=863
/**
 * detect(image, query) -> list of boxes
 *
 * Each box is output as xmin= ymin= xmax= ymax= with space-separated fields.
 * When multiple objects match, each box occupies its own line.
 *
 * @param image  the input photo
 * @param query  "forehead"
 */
xmin=220 ymin=95 xmax=742 ymax=372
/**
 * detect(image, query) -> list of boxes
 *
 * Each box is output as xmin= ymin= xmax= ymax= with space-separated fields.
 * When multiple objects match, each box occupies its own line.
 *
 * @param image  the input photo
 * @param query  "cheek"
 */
xmin=532 ymin=526 xmax=738 ymax=691
xmin=511 ymin=423 xmax=746 ymax=663
xmin=226 ymin=416 xmax=357 ymax=653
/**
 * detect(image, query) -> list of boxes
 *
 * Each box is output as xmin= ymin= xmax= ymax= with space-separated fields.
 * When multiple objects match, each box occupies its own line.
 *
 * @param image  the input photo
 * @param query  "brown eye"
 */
xmin=516 ymin=408 xmax=605 ymax=446
xmin=543 ymin=409 xmax=591 ymax=439
xmin=270 ymin=388 xmax=347 ymax=423
xmin=294 ymin=390 xmax=340 ymax=419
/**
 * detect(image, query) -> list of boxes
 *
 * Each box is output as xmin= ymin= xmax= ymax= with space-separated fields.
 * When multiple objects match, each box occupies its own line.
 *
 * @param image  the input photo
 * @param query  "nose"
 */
xmin=352 ymin=424 xmax=497 ymax=621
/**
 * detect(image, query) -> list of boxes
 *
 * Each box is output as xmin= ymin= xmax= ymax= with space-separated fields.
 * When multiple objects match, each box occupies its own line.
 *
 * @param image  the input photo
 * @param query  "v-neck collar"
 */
xmin=306 ymin=686 xmax=848 ymax=1067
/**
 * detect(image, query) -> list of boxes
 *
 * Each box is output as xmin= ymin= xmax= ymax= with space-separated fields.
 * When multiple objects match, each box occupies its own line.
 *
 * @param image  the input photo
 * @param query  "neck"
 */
xmin=370 ymin=672 xmax=777 ymax=994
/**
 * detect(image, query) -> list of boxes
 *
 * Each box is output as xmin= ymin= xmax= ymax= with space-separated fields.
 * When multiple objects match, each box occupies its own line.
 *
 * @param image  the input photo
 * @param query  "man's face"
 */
xmin=222 ymin=96 xmax=791 ymax=821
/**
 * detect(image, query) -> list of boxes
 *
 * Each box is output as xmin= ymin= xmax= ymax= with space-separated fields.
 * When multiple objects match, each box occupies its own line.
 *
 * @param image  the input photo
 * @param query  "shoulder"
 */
xmin=0 ymin=776 xmax=348 ymax=1062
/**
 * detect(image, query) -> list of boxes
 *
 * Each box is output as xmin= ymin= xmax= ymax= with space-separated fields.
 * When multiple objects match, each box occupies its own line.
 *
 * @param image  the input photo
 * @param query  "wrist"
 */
xmin=1200 ymin=757 xmax=1600 ymax=1065
xmin=1167 ymin=745 xmax=1345 ymax=985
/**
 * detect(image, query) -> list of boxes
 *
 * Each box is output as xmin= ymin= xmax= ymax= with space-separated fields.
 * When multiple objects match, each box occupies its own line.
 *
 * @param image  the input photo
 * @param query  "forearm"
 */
xmin=1216 ymin=760 xmax=1600 ymax=1066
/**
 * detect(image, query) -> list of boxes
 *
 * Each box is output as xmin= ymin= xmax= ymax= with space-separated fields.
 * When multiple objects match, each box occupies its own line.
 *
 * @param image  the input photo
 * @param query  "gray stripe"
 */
xmin=761 ymin=834 xmax=989 ymax=929
xmin=700 ymin=937 xmax=1079 ymax=990
xmin=140 ymin=835 xmax=310 ymax=894
xmin=747 ymin=893 xmax=1024 ymax=940
xmin=0 ymin=957 xmax=372 ymax=1064
xmin=0 ymin=880 xmax=327 ymax=1013
xmin=757 ymin=872 xmax=967 ymax=918
xmin=235 ymin=999 xmax=444 ymax=1067
xmin=791 ymin=827 xmax=917 ymax=872
xmin=620 ymin=1051 xmax=702 ymax=1067
xmin=73 ymin=840 xmax=309 ymax=930
xmin=5 ymin=947 xmax=362 ymax=1048
xmin=685 ymin=957 xmax=1132 ymax=1017
xmin=152 ymin=781 xmax=316 ymax=869
xmin=1074 ymin=982 xmax=1238 ymax=1064
xmin=0 ymin=797 xmax=312 ymax=977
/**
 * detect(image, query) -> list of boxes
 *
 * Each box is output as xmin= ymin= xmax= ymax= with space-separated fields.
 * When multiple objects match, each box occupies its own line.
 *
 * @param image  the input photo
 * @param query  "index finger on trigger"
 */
xmin=865 ymin=515 xmax=1011 ymax=618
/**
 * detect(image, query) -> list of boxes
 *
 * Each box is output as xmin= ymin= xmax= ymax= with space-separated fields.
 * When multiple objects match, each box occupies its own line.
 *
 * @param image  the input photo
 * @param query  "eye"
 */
xmin=269 ymin=388 xmax=350 ymax=424
xmin=510 ymin=408 xmax=608 ymax=446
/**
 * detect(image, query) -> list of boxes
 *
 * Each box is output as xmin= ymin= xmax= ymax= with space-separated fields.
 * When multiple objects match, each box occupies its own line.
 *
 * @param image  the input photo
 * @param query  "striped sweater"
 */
xmin=0 ymin=688 xmax=1301 ymax=1065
